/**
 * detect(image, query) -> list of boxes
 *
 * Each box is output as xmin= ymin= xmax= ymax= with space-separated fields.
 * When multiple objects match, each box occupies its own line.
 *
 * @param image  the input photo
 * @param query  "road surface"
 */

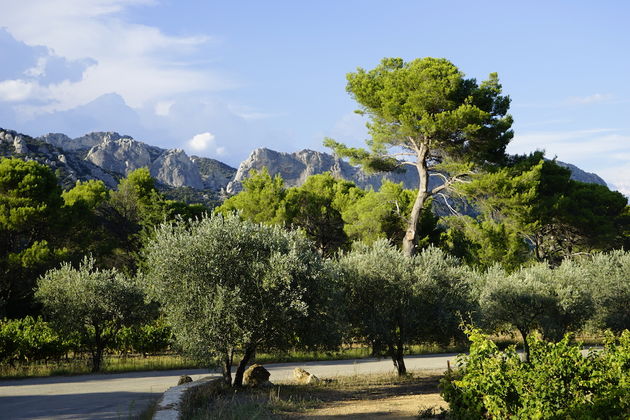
xmin=0 ymin=353 xmax=457 ymax=419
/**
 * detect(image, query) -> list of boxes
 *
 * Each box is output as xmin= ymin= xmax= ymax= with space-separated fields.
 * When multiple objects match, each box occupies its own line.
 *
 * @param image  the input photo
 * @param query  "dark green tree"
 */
xmin=453 ymin=155 xmax=628 ymax=267
xmin=0 ymin=158 xmax=67 ymax=316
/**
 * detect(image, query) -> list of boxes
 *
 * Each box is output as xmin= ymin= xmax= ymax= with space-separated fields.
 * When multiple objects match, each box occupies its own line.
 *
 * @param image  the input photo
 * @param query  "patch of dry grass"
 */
xmin=180 ymin=370 xmax=447 ymax=420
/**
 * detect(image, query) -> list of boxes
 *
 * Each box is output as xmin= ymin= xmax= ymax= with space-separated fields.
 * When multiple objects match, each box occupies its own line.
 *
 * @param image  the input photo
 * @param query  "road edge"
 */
xmin=153 ymin=376 xmax=221 ymax=420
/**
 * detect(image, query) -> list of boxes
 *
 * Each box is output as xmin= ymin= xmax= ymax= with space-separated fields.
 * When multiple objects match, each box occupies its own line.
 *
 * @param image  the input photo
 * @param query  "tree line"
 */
xmin=0 ymin=158 xmax=205 ymax=318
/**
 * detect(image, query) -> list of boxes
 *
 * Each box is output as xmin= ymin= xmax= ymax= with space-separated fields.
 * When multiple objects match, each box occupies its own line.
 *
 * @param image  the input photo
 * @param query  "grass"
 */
xmin=0 ymin=353 xmax=201 ymax=379
xmin=180 ymin=370 xmax=446 ymax=419
xmin=253 ymin=341 xmax=468 ymax=365
xmin=0 ymin=342 xmax=464 ymax=379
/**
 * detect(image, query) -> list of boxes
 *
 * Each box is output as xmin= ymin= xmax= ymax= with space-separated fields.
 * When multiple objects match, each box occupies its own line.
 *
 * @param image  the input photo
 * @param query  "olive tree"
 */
xmin=479 ymin=262 xmax=593 ymax=362
xmin=36 ymin=257 xmax=150 ymax=371
xmin=580 ymin=251 xmax=630 ymax=333
xmin=338 ymin=240 xmax=473 ymax=375
xmin=325 ymin=57 xmax=513 ymax=256
xmin=142 ymin=214 xmax=341 ymax=387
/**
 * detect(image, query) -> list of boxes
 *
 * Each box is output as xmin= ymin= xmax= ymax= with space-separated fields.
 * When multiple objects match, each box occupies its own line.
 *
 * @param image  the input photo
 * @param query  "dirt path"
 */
xmin=298 ymin=394 xmax=446 ymax=419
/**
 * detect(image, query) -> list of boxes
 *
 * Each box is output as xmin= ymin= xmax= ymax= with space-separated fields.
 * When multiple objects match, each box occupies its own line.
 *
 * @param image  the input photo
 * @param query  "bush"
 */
xmin=441 ymin=328 xmax=630 ymax=419
xmin=115 ymin=319 xmax=173 ymax=356
xmin=0 ymin=316 xmax=68 ymax=365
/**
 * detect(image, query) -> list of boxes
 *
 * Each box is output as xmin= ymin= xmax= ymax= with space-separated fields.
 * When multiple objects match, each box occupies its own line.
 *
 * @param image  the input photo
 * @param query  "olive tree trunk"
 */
xmin=517 ymin=326 xmax=531 ymax=363
xmin=221 ymin=350 xmax=233 ymax=386
xmin=232 ymin=345 xmax=256 ymax=388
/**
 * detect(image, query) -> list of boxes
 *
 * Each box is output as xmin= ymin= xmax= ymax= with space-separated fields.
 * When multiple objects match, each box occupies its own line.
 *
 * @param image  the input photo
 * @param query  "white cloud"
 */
xmin=0 ymin=0 xmax=234 ymax=112
xmin=186 ymin=131 xmax=227 ymax=157
xmin=0 ymin=79 xmax=41 ymax=101
xmin=508 ymin=128 xmax=630 ymax=196
xmin=187 ymin=132 xmax=215 ymax=151
xmin=567 ymin=93 xmax=613 ymax=105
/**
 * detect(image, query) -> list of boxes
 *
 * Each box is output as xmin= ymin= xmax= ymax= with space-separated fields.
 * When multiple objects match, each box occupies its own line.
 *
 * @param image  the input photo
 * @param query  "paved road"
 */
xmin=0 ymin=353 xmax=457 ymax=420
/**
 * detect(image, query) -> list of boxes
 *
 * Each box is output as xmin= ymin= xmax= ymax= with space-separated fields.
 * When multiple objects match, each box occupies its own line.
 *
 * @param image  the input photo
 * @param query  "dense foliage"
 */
xmin=326 ymin=57 xmax=513 ymax=255
xmin=0 ymin=316 xmax=70 ymax=365
xmin=0 ymin=159 xmax=207 ymax=317
xmin=442 ymin=328 xmax=630 ymax=419
xmin=217 ymin=170 xmax=442 ymax=256
xmin=142 ymin=213 xmax=342 ymax=386
xmin=478 ymin=261 xmax=593 ymax=361
xmin=450 ymin=154 xmax=629 ymax=268
xmin=338 ymin=241 xmax=473 ymax=374
xmin=36 ymin=257 xmax=152 ymax=371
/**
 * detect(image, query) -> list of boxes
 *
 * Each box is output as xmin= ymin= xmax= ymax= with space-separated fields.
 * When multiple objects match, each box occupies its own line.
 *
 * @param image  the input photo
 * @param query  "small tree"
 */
xmin=479 ymin=262 xmax=593 ymax=361
xmin=581 ymin=251 xmax=630 ymax=333
xmin=36 ymin=257 xmax=150 ymax=371
xmin=325 ymin=57 xmax=513 ymax=256
xmin=338 ymin=240 xmax=472 ymax=375
xmin=142 ymin=214 xmax=341 ymax=387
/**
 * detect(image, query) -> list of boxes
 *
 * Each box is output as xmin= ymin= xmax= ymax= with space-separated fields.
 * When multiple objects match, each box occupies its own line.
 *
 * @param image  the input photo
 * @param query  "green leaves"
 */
xmin=337 ymin=241 xmax=473 ymax=370
xmin=327 ymin=57 xmax=513 ymax=254
xmin=442 ymin=329 xmax=630 ymax=419
xmin=449 ymin=156 xmax=629 ymax=267
xmin=142 ymin=214 xmax=341 ymax=367
xmin=35 ymin=256 xmax=151 ymax=371
xmin=340 ymin=57 xmax=512 ymax=164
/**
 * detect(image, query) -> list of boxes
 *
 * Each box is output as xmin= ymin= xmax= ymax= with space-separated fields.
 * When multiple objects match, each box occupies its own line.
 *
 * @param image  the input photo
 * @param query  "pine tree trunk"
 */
xmin=402 ymin=144 xmax=429 ymax=257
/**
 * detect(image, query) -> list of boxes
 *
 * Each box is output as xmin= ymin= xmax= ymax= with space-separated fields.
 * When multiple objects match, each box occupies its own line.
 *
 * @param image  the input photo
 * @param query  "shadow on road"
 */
xmin=1 ymin=391 xmax=157 ymax=420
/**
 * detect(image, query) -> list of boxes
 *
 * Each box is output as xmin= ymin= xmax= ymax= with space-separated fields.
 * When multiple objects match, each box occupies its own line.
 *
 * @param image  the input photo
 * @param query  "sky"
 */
xmin=0 ymin=0 xmax=629 ymax=194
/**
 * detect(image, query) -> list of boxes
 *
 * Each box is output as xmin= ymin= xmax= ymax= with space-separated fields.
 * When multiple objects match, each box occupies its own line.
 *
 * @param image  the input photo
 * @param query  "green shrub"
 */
xmin=441 ymin=328 xmax=630 ymax=419
xmin=115 ymin=319 xmax=173 ymax=356
xmin=0 ymin=316 xmax=68 ymax=365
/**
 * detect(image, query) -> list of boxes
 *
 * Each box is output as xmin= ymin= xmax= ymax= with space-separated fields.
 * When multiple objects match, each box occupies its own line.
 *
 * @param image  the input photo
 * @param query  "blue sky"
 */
xmin=1 ymin=0 xmax=629 ymax=193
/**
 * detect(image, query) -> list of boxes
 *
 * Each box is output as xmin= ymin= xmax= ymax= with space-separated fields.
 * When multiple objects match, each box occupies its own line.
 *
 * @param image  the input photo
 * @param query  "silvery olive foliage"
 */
xmin=141 ymin=213 xmax=340 ymax=384
xmin=479 ymin=261 xmax=593 ymax=361
xmin=35 ymin=256 xmax=149 ymax=371
xmin=578 ymin=251 xmax=630 ymax=333
xmin=337 ymin=240 xmax=474 ymax=375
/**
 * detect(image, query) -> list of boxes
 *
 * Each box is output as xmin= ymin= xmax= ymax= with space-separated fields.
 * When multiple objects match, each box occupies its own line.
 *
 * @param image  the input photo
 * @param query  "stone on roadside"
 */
xmin=177 ymin=375 xmax=193 ymax=385
xmin=243 ymin=364 xmax=271 ymax=387
xmin=293 ymin=367 xmax=320 ymax=384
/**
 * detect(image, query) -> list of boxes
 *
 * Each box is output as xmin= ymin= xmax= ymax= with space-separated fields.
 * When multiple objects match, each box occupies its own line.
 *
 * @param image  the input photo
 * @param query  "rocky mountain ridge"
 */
xmin=0 ymin=128 xmax=236 ymax=194
xmin=1 ymin=128 xmax=609 ymax=206
xmin=226 ymin=147 xmax=608 ymax=193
